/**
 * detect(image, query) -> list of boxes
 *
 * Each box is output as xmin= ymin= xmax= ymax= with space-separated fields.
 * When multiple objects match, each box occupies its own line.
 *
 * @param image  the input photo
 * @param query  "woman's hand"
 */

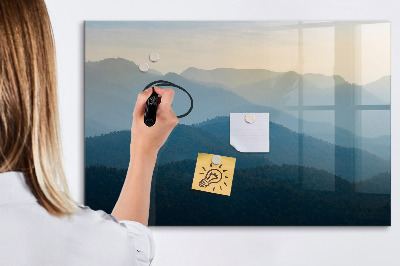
xmin=130 ymin=87 xmax=179 ymax=158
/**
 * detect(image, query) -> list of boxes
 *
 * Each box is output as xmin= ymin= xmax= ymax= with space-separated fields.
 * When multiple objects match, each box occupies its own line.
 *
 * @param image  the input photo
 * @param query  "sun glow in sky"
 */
xmin=85 ymin=21 xmax=390 ymax=85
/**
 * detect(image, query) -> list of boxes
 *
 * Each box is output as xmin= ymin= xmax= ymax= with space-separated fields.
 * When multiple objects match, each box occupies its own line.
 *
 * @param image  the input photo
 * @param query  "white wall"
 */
xmin=45 ymin=0 xmax=400 ymax=265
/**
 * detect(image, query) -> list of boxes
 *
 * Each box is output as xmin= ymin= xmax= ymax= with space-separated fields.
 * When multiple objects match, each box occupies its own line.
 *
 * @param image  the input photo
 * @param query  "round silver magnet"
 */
xmin=212 ymin=155 xmax=222 ymax=165
xmin=245 ymin=113 xmax=256 ymax=124
xmin=149 ymin=52 xmax=159 ymax=62
xmin=138 ymin=63 xmax=149 ymax=72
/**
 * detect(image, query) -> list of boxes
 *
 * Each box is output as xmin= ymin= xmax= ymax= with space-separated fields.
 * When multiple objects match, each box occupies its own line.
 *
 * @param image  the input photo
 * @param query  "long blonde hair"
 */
xmin=0 ymin=0 xmax=76 ymax=216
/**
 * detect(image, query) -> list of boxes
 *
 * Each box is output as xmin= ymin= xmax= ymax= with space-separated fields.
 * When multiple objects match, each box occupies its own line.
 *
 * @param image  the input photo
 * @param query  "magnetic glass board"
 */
xmin=84 ymin=21 xmax=391 ymax=226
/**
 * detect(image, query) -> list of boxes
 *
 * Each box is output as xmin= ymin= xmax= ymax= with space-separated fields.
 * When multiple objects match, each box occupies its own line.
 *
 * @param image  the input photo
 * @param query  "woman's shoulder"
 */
xmin=73 ymin=204 xmax=155 ymax=265
xmin=74 ymin=204 xmax=121 ymax=225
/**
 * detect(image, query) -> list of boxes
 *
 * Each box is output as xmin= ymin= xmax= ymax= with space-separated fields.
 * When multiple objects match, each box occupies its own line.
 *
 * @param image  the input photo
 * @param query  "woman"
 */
xmin=0 ymin=0 xmax=178 ymax=265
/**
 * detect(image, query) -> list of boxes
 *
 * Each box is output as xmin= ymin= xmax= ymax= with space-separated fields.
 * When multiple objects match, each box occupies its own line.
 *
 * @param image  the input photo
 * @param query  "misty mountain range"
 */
xmin=85 ymin=58 xmax=390 ymax=160
xmin=181 ymin=67 xmax=390 ymax=106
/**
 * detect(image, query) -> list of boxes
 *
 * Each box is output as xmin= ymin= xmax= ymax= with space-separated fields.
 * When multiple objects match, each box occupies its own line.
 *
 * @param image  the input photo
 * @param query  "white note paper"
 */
xmin=230 ymin=113 xmax=270 ymax=153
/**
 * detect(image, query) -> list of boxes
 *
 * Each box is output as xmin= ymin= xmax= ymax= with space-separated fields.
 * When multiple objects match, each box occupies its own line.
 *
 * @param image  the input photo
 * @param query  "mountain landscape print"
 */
xmin=85 ymin=21 xmax=391 ymax=225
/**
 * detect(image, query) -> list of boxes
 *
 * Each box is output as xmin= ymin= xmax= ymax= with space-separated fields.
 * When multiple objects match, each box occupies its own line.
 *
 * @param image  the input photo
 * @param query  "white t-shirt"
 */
xmin=0 ymin=171 xmax=155 ymax=265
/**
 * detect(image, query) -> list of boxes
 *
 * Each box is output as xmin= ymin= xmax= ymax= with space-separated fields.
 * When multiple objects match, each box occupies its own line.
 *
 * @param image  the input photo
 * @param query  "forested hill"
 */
xmin=85 ymin=161 xmax=390 ymax=226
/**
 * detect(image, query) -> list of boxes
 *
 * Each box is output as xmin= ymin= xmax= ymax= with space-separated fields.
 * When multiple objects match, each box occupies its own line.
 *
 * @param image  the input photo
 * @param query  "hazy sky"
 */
xmin=85 ymin=21 xmax=390 ymax=85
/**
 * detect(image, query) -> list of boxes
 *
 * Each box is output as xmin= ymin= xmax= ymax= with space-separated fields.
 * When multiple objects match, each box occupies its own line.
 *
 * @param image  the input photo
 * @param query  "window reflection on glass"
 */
xmin=355 ymin=110 xmax=390 ymax=194
xmin=302 ymin=111 xmax=335 ymax=191
xmin=302 ymin=27 xmax=335 ymax=106
xmin=283 ymin=21 xmax=391 ymax=195
xmin=359 ymin=23 xmax=391 ymax=105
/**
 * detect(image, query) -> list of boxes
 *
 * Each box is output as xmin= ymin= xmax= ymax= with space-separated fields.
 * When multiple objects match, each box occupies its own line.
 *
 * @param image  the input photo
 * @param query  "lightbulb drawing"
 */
xmin=199 ymin=169 xmax=223 ymax=188
xmin=197 ymin=163 xmax=229 ymax=192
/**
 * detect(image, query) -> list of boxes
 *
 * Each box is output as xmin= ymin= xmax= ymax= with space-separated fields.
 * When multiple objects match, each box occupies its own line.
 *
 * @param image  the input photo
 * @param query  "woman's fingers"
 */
xmin=152 ymin=87 xmax=175 ymax=107
xmin=152 ymin=88 xmax=179 ymax=126
xmin=133 ymin=88 xmax=152 ymax=119
xmin=159 ymin=88 xmax=175 ymax=107
xmin=153 ymin=86 xmax=166 ymax=96
xmin=133 ymin=87 xmax=178 ymax=127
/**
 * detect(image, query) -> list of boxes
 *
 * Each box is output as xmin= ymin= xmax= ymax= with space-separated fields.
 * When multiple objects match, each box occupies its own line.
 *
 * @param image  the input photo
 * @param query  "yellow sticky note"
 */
xmin=192 ymin=153 xmax=236 ymax=196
